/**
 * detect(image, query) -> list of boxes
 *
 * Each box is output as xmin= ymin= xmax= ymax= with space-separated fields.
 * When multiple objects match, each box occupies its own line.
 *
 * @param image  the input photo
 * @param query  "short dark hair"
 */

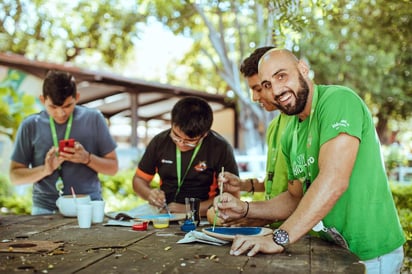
xmin=42 ymin=70 xmax=77 ymax=106
xmin=240 ymin=46 xmax=275 ymax=77
xmin=171 ymin=96 xmax=213 ymax=138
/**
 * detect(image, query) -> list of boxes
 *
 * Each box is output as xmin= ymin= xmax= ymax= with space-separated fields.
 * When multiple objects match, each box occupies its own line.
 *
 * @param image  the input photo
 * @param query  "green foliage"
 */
xmin=0 ymin=0 xmax=143 ymax=67
xmin=141 ymin=0 xmax=304 ymax=149
xmin=99 ymin=168 xmax=161 ymax=212
xmin=142 ymin=0 xmax=290 ymax=97
xmin=383 ymin=143 xmax=409 ymax=173
xmin=297 ymin=0 xmax=411 ymax=141
xmin=99 ymin=169 xmax=142 ymax=212
xmin=0 ymin=168 xmax=161 ymax=214
xmin=0 ymin=69 xmax=37 ymax=140
xmin=0 ymin=174 xmax=12 ymax=203
xmin=2 ymin=0 xmax=410 ymax=147
xmin=390 ymin=182 xmax=412 ymax=271
xmin=0 ymin=174 xmax=31 ymax=215
xmin=143 ymin=0 xmax=411 ymax=144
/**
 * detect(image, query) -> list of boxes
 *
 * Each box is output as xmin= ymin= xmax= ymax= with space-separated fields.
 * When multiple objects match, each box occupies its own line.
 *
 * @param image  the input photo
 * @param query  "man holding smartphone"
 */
xmin=9 ymin=70 xmax=119 ymax=215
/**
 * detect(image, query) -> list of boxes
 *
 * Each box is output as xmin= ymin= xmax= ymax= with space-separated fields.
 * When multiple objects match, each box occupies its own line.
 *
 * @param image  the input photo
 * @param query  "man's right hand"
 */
xmin=44 ymin=147 xmax=63 ymax=176
xmin=148 ymin=188 xmax=166 ymax=208
xmin=220 ymin=172 xmax=241 ymax=198
xmin=214 ymin=192 xmax=249 ymax=221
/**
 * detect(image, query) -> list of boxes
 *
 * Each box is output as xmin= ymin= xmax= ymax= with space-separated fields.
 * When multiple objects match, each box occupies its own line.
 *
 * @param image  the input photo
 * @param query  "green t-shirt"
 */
xmin=264 ymin=113 xmax=292 ymax=199
xmin=281 ymin=84 xmax=405 ymax=260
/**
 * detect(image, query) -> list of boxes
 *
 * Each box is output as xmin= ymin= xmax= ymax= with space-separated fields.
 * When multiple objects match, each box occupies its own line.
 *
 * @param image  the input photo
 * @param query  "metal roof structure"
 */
xmin=0 ymin=52 xmax=238 ymax=147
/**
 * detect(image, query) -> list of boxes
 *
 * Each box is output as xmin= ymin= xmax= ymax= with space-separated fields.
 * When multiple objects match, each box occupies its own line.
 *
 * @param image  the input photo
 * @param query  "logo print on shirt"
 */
xmin=194 ymin=161 xmax=207 ymax=172
xmin=332 ymin=120 xmax=349 ymax=130
xmin=292 ymin=154 xmax=315 ymax=177
xmin=293 ymin=154 xmax=307 ymax=177
xmin=161 ymin=159 xmax=173 ymax=164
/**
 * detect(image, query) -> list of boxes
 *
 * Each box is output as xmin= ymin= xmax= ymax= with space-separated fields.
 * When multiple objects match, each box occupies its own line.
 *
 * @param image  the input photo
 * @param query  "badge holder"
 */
xmin=56 ymin=169 xmax=64 ymax=196
xmin=312 ymin=220 xmax=349 ymax=249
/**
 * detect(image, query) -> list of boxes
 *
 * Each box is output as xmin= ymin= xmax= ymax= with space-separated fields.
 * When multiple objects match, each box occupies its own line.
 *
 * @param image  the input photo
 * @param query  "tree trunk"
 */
xmin=376 ymin=112 xmax=389 ymax=145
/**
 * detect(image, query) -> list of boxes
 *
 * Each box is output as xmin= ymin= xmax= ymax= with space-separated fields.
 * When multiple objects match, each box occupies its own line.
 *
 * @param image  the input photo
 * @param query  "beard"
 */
xmin=273 ymin=73 xmax=309 ymax=115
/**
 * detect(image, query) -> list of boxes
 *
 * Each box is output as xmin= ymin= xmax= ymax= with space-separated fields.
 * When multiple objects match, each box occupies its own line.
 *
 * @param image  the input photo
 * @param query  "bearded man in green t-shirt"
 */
xmin=214 ymin=48 xmax=405 ymax=273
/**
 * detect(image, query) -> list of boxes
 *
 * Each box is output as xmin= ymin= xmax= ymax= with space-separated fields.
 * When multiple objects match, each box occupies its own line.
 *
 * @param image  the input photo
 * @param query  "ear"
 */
xmin=297 ymin=60 xmax=310 ymax=77
xmin=75 ymin=93 xmax=80 ymax=102
xmin=39 ymin=95 xmax=45 ymax=105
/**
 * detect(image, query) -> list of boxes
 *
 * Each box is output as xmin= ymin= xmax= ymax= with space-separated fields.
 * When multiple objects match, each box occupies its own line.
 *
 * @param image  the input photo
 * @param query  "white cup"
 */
xmin=91 ymin=200 xmax=106 ymax=224
xmin=77 ymin=204 xmax=92 ymax=228
xmin=56 ymin=194 xmax=91 ymax=217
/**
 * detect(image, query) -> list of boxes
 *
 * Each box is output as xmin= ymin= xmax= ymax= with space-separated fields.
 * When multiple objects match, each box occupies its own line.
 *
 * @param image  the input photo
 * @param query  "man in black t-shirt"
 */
xmin=132 ymin=96 xmax=239 ymax=216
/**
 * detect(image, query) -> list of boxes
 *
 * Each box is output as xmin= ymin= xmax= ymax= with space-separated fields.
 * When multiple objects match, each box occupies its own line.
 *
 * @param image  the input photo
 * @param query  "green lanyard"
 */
xmin=291 ymin=86 xmax=318 ymax=192
xmin=49 ymin=113 xmax=73 ymax=195
xmin=265 ymin=115 xmax=282 ymax=200
xmin=175 ymin=140 xmax=202 ymax=201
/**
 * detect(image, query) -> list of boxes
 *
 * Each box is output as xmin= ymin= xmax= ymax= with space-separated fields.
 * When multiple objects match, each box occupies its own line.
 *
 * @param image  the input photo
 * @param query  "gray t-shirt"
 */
xmin=11 ymin=106 xmax=117 ymax=211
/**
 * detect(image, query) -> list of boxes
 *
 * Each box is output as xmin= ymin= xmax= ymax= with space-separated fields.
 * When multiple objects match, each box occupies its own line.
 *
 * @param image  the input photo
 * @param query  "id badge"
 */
xmin=326 ymin=227 xmax=349 ymax=249
xmin=312 ymin=220 xmax=349 ymax=249
xmin=55 ymin=178 xmax=64 ymax=196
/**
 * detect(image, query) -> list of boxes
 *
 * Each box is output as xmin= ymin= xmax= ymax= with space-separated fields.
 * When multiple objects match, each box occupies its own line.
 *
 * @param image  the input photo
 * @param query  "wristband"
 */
xmin=248 ymin=179 xmax=255 ymax=194
xmin=243 ymin=201 xmax=249 ymax=217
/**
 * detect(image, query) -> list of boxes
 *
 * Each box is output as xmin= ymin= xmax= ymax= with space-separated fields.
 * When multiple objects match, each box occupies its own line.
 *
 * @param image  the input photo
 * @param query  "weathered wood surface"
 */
xmin=0 ymin=214 xmax=365 ymax=273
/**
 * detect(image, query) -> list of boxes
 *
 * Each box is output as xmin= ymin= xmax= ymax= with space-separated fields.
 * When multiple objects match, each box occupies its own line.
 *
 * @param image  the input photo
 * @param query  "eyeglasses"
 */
xmin=169 ymin=130 xmax=204 ymax=148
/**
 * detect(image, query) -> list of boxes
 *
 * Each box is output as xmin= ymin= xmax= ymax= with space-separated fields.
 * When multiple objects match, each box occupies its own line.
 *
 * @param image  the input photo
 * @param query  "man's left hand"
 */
xmin=59 ymin=141 xmax=90 ymax=164
xmin=230 ymin=234 xmax=284 ymax=256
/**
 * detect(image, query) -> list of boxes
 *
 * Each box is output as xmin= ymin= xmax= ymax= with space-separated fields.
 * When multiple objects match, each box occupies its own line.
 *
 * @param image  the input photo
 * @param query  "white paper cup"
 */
xmin=77 ymin=204 xmax=92 ymax=228
xmin=56 ymin=194 xmax=91 ymax=217
xmin=91 ymin=200 xmax=106 ymax=224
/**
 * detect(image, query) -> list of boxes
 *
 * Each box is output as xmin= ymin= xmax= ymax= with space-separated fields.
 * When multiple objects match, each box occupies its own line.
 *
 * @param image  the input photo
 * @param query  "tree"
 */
xmin=142 ymin=0 xmax=411 ymax=145
xmin=0 ymin=0 xmax=144 ymax=68
xmin=0 ymin=0 xmax=146 ymax=140
xmin=1 ymin=0 xmax=410 ymax=148
xmin=298 ymin=0 xmax=412 ymax=143
xmin=2 ymin=0 xmax=296 ymax=152
xmin=141 ymin=0 xmax=307 ymax=152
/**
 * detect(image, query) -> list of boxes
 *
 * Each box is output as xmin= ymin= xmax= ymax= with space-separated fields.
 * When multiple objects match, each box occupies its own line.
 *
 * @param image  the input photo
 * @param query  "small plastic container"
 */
xmin=132 ymin=221 xmax=148 ymax=231
xmin=180 ymin=219 xmax=196 ymax=232
xmin=152 ymin=217 xmax=170 ymax=229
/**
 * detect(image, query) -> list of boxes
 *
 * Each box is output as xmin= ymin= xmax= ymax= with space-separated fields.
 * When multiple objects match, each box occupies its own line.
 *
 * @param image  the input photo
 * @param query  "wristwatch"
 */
xmin=273 ymin=228 xmax=289 ymax=248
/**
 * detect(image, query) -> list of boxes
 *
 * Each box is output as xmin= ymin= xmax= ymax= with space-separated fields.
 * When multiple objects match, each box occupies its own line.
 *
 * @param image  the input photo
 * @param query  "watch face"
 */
xmin=273 ymin=229 xmax=289 ymax=246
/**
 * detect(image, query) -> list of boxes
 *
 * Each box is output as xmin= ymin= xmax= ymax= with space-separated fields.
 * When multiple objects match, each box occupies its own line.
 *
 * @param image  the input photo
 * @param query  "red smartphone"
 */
xmin=59 ymin=138 xmax=75 ymax=154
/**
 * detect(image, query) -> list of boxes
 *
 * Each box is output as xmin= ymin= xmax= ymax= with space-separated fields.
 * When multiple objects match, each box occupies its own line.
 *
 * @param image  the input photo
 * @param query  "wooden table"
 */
xmin=0 ymin=214 xmax=365 ymax=273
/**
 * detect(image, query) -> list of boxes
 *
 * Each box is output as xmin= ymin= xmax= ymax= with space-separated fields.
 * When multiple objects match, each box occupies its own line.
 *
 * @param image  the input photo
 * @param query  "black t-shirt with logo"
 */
xmin=137 ymin=129 xmax=239 ymax=203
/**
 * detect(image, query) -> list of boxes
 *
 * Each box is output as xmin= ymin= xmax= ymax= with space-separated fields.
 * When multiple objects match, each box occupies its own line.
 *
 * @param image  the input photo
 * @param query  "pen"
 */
xmin=212 ymin=167 xmax=224 ymax=231
xmin=164 ymin=202 xmax=171 ymax=216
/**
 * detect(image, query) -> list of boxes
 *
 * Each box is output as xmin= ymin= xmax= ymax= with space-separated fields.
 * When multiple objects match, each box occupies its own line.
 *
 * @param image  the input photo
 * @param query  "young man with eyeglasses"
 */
xmin=10 ymin=70 xmax=119 ymax=215
xmin=132 ymin=96 xmax=239 ymax=217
